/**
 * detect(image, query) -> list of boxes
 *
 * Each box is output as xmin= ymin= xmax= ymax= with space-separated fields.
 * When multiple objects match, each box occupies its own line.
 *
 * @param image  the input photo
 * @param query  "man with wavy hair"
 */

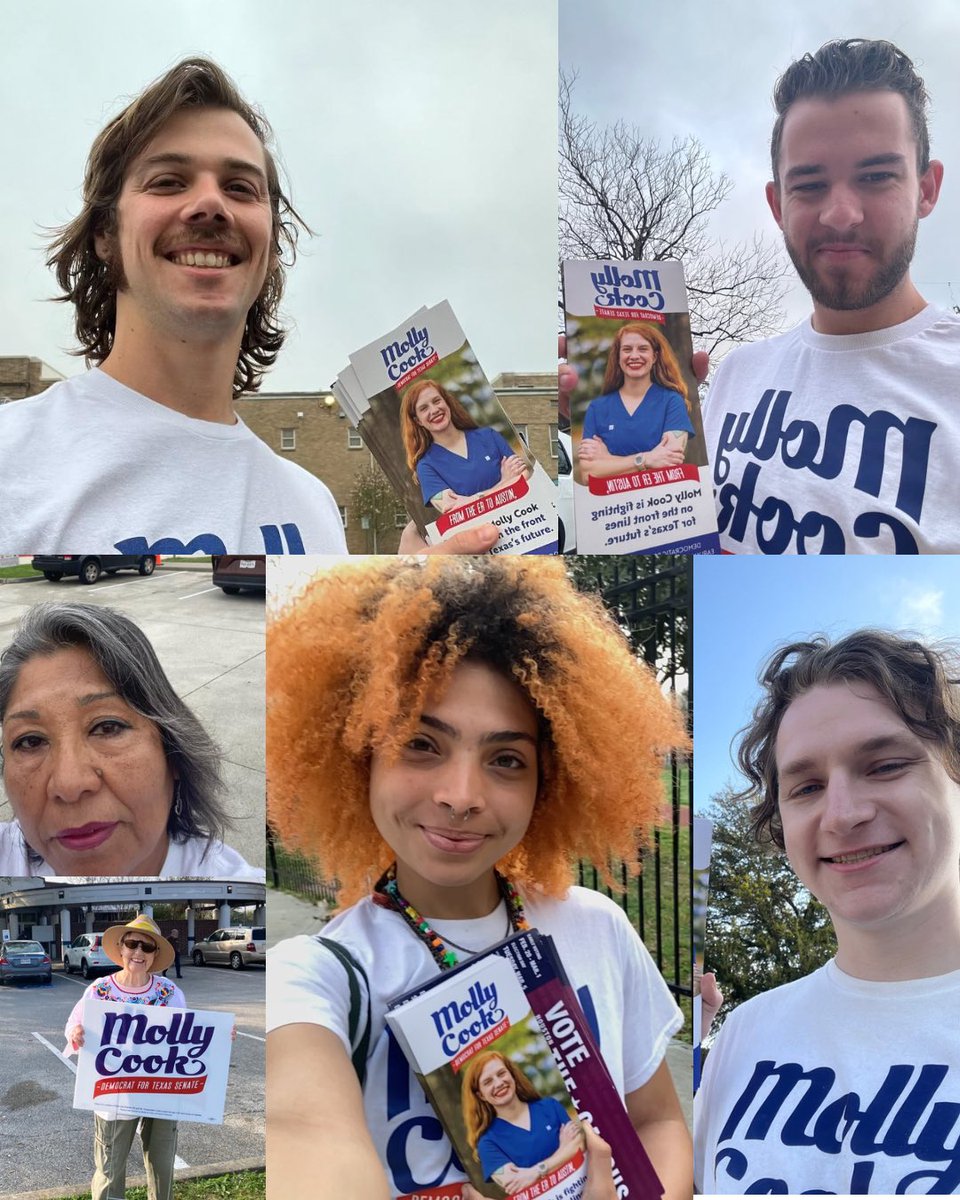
xmin=695 ymin=630 xmax=960 ymax=1194
xmin=703 ymin=39 xmax=960 ymax=555
xmin=0 ymin=58 xmax=345 ymax=554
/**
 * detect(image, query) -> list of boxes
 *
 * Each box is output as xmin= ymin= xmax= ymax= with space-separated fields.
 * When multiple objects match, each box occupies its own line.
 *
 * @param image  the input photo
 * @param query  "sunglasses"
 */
xmin=122 ymin=939 xmax=158 ymax=953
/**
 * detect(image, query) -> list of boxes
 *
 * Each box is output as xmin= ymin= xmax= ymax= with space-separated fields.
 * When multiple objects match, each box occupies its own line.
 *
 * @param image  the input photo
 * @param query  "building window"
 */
xmin=513 ymin=424 xmax=529 ymax=448
xmin=347 ymin=428 xmax=363 ymax=449
xmin=338 ymin=505 xmax=348 ymax=528
xmin=280 ymin=428 xmax=296 ymax=451
xmin=394 ymin=508 xmax=407 ymax=528
xmin=549 ymin=423 xmax=559 ymax=458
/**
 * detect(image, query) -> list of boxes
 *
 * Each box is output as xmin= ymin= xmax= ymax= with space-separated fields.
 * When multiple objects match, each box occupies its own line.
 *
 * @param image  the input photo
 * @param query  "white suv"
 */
xmin=63 ymin=933 xmax=116 ymax=979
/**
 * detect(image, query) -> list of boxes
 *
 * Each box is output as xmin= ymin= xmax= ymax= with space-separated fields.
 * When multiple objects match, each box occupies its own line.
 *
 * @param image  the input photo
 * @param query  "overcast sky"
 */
xmin=560 ymin=0 xmax=960 ymax=339
xmin=0 ymin=1 xmax=556 ymax=392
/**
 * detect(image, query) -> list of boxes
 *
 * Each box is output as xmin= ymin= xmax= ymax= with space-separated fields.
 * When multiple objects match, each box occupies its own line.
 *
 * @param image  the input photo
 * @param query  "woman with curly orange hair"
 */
xmin=266 ymin=556 xmax=692 ymax=1200
xmin=578 ymin=322 xmax=695 ymax=481
xmin=400 ymin=378 xmax=529 ymax=513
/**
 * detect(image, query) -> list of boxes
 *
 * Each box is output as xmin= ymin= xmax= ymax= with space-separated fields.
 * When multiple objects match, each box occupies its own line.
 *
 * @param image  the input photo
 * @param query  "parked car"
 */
xmin=211 ymin=556 xmax=266 ymax=595
xmin=191 ymin=927 xmax=266 ymax=970
xmin=0 ymin=940 xmax=52 ymax=985
xmin=32 ymin=554 xmax=157 ymax=585
xmin=63 ymin=932 xmax=117 ymax=979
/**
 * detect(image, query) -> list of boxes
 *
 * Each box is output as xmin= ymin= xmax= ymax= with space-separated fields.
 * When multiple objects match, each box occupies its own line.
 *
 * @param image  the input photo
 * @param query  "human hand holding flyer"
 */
xmin=73 ymin=999 xmax=234 ymax=1124
xmin=562 ymin=260 xmax=720 ymax=555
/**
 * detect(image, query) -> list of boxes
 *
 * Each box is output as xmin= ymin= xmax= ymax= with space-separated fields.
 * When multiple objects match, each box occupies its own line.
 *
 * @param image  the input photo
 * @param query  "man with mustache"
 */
xmin=702 ymin=39 xmax=960 ymax=555
xmin=0 ymin=57 xmax=348 ymax=555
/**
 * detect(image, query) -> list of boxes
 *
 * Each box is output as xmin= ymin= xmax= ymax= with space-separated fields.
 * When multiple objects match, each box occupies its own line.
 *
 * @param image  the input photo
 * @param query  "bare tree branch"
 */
xmin=559 ymin=72 xmax=790 ymax=356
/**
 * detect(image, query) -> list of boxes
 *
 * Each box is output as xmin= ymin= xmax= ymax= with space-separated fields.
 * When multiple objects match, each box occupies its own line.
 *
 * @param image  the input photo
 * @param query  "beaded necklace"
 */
xmin=373 ymin=863 xmax=529 ymax=971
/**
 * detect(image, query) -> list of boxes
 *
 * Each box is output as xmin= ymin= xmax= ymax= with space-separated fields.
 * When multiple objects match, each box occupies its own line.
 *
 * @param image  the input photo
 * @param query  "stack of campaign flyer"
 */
xmin=334 ymin=301 xmax=558 ymax=553
xmin=385 ymin=929 xmax=662 ymax=1200
xmin=562 ymin=259 xmax=720 ymax=555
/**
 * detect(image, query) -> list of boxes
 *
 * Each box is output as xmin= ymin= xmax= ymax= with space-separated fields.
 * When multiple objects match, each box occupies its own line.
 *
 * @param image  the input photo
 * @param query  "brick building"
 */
xmin=0 ymin=357 xmax=65 ymax=402
xmin=236 ymin=371 xmax=558 ymax=554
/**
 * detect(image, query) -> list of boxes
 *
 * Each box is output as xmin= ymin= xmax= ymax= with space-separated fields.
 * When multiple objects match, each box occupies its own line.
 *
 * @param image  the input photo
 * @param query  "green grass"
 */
xmin=0 ymin=564 xmax=40 ymax=578
xmin=60 ymin=1169 xmax=264 ymax=1200
xmin=163 ymin=556 xmax=213 ymax=563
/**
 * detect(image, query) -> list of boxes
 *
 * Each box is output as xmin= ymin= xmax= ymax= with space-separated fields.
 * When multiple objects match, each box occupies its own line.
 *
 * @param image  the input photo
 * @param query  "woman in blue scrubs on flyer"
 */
xmin=401 ymin=379 xmax=530 ymax=512
xmin=578 ymin=322 xmax=695 ymax=480
xmin=462 ymin=1051 xmax=585 ymax=1193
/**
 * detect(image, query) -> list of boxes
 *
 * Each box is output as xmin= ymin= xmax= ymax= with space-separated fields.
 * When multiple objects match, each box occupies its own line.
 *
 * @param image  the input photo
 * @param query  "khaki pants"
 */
xmin=92 ymin=1114 xmax=178 ymax=1200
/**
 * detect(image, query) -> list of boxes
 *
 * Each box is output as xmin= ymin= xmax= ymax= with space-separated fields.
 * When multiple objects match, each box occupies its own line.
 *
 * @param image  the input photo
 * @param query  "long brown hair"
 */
xmin=601 ymin=321 xmax=690 ymax=413
xmin=45 ymin=57 xmax=310 ymax=398
xmin=461 ymin=1052 xmax=542 ymax=1161
xmin=400 ymin=378 xmax=479 ymax=473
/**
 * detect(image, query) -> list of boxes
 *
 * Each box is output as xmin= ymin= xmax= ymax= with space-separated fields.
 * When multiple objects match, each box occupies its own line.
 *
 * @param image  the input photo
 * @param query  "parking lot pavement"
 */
xmin=0 ymin=962 xmax=263 ymax=1197
xmin=0 ymin=570 xmax=265 ymax=869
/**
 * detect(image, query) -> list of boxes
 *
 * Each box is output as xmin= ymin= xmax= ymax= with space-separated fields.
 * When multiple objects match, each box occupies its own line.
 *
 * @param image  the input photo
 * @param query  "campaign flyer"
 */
xmin=387 ymin=930 xmax=662 ymax=1200
xmin=73 ymin=1000 xmax=233 ymax=1124
xmin=338 ymin=301 xmax=558 ymax=554
xmin=562 ymin=259 xmax=720 ymax=555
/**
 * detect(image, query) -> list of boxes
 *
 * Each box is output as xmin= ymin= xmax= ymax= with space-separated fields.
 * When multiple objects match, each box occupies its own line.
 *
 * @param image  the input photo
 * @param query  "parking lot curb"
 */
xmin=0 ymin=1158 xmax=264 ymax=1200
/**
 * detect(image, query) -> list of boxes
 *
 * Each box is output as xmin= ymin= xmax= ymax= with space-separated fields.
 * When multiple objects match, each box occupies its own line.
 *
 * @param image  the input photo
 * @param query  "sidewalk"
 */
xmin=266 ymin=887 xmax=694 ymax=1132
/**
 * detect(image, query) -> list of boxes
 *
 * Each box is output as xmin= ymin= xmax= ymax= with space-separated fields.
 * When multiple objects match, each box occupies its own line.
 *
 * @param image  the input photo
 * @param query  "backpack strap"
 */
xmin=315 ymin=936 xmax=372 ymax=1087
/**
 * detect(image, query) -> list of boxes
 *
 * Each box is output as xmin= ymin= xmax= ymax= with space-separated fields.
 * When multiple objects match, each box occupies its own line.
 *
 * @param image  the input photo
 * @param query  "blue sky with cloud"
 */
xmin=693 ymin=556 xmax=960 ymax=811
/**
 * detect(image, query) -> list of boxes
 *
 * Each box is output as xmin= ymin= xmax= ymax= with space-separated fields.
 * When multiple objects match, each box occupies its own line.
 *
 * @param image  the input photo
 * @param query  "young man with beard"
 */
xmin=694 ymin=631 xmax=960 ymax=1194
xmin=703 ymin=40 xmax=960 ymax=555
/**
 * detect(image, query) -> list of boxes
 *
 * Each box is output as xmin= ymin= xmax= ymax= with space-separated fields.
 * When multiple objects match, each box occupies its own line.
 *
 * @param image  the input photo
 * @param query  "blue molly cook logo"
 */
xmin=93 ymin=1010 xmax=214 ymax=1097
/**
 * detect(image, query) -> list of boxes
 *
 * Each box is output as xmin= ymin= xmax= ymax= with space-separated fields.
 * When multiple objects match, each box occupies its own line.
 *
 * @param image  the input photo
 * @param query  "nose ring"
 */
xmin=447 ymin=804 xmax=472 ymax=824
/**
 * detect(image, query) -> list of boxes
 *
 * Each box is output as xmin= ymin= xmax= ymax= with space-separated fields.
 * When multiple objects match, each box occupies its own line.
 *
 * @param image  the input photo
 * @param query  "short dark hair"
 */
xmin=46 ymin=57 xmax=309 ymax=398
xmin=736 ymin=630 xmax=960 ymax=848
xmin=0 ymin=602 xmax=228 ymax=845
xmin=770 ymin=39 xmax=931 ymax=181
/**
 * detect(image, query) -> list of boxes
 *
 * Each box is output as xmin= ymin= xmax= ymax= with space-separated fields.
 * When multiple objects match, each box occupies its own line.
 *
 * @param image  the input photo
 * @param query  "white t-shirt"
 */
xmin=702 ymin=306 xmax=960 ymax=553
xmin=0 ymin=369 xmax=347 ymax=554
xmin=695 ymin=960 xmax=960 ymax=1194
xmin=268 ymin=886 xmax=683 ymax=1197
xmin=0 ymin=820 xmax=263 ymax=880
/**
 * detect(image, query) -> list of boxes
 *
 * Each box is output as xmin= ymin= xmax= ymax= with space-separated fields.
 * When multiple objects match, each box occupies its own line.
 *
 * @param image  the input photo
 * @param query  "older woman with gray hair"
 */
xmin=0 ymin=602 xmax=261 ymax=878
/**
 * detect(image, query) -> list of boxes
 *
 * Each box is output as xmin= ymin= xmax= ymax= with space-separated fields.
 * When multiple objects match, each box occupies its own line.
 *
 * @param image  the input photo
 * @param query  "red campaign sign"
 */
xmin=593 ymin=307 xmax=667 ymax=323
xmin=393 ymin=352 xmax=440 ymax=391
xmin=94 ymin=1074 xmax=207 ymax=1097
xmin=435 ymin=474 xmax=530 ymax=535
xmin=512 ymin=1149 xmax=586 ymax=1199
xmin=588 ymin=462 xmax=700 ymax=496
xmin=450 ymin=1018 xmax=511 ymax=1074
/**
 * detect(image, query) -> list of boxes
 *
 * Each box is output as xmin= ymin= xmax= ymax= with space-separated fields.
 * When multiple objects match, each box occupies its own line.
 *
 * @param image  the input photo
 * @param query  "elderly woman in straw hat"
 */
xmin=64 ymin=915 xmax=184 ymax=1200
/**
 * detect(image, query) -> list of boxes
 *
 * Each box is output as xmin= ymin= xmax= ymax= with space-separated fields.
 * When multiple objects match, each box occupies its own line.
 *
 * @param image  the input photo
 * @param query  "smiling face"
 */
xmin=368 ymin=660 xmax=539 ymax=918
xmin=120 ymin=936 xmax=158 ymax=977
xmin=477 ymin=1056 xmax=518 ymax=1108
xmin=766 ymin=90 xmax=942 ymax=328
xmin=1 ymin=646 xmax=175 ymax=874
xmin=96 ymin=105 xmax=275 ymax=346
xmin=618 ymin=331 xmax=656 ymax=383
xmin=775 ymin=681 xmax=960 ymax=951
xmin=413 ymin=385 xmax=452 ymax=437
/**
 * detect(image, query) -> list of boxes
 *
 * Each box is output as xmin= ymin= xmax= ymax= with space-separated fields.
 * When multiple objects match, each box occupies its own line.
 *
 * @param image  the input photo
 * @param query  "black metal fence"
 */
xmin=269 ymin=555 xmax=692 ymax=1020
